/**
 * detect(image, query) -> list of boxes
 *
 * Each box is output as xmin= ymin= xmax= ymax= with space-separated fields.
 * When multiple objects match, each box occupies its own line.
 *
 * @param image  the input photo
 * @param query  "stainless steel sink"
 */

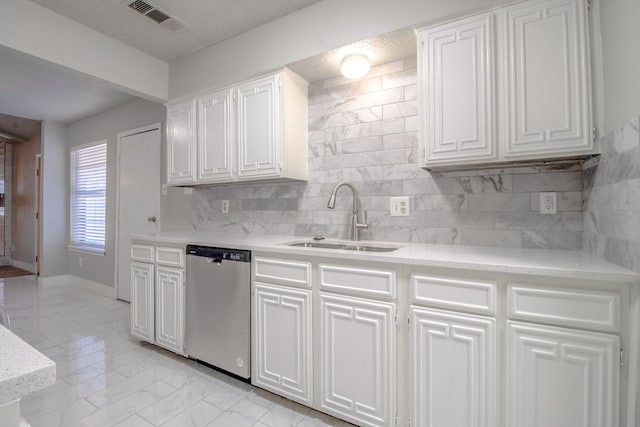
xmin=285 ymin=241 xmax=401 ymax=252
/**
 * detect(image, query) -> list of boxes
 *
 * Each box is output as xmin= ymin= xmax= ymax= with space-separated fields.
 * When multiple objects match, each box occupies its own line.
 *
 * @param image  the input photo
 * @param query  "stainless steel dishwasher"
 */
xmin=185 ymin=245 xmax=251 ymax=379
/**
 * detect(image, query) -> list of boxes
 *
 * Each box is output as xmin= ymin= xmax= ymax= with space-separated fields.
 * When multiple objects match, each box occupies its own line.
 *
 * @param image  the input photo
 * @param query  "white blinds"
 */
xmin=70 ymin=141 xmax=107 ymax=252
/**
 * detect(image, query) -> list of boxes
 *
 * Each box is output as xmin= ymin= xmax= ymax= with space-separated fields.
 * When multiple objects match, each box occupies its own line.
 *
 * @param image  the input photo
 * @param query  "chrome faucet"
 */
xmin=327 ymin=182 xmax=369 ymax=241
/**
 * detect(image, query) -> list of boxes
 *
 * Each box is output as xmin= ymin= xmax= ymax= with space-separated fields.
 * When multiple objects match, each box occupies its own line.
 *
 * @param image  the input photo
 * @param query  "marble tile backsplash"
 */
xmin=583 ymin=115 xmax=640 ymax=272
xmin=193 ymin=58 xmax=584 ymax=250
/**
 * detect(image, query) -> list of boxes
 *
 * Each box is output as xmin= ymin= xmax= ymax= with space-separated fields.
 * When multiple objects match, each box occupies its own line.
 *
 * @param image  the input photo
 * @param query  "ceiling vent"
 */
xmin=126 ymin=0 xmax=186 ymax=32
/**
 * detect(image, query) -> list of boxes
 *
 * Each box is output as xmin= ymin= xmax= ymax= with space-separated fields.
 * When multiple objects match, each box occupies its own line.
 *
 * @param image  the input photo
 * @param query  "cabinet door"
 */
xmin=166 ymin=100 xmax=197 ymax=185
xmin=410 ymin=306 xmax=496 ymax=427
xmin=237 ymin=73 xmax=281 ymax=179
xmin=320 ymin=293 xmax=395 ymax=427
xmin=419 ymin=13 xmax=496 ymax=168
xmin=155 ymin=266 xmax=184 ymax=355
xmin=131 ymin=262 xmax=154 ymax=342
xmin=198 ymin=89 xmax=234 ymax=183
xmin=502 ymin=0 xmax=592 ymax=159
xmin=253 ymin=283 xmax=312 ymax=405
xmin=507 ymin=322 xmax=619 ymax=427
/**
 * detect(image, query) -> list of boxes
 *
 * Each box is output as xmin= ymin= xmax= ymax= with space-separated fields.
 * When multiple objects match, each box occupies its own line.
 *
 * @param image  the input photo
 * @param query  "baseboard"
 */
xmin=38 ymin=274 xmax=116 ymax=299
xmin=10 ymin=260 xmax=36 ymax=273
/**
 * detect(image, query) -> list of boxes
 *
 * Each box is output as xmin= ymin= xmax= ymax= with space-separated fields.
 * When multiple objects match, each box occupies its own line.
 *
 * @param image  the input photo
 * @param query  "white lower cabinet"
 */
xmin=507 ymin=321 xmax=620 ymax=427
xmin=130 ymin=242 xmax=185 ymax=356
xmin=410 ymin=306 xmax=496 ymax=427
xmin=155 ymin=267 xmax=184 ymax=354
xmin=131 ymin=262 xmax=154 ymax=342
xmin=320 ymin=292 xmax=396 ymax=427
xmin=253 ymin=283 xmax=312 ymax=405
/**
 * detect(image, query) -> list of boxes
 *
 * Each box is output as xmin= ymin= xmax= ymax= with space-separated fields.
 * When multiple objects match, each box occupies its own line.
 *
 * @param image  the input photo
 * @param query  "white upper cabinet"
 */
xmin=419 ymin=12 xmax=497 ymax=167
xmin=197 ymin=88 xmax=234 ymax=183
xmin=237 ymin=74 xmax=280 ymax=179
xmin=166 ymin=100 xmax=197 ymax=184
xmin=418 ymin=0 xmax=594 ymax=169
xmin=502 ymin=0 xmax=592 ymax=159
xmin=166 ymin=68 xmax=308 ymax=185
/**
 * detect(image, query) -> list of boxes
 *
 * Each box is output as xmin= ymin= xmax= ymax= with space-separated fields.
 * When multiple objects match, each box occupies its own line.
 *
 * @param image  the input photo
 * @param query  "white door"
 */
xmin=419 ymin=12 xmax=496 ymax=168
xmin=253 ymin=283 xmax=313 ymax=405
xmin=237 ymin=73 xmax=281 ymax=179
xmin=198 ymin=88 xmax=234 ymax=183
xmin=501 ymin=0 xmax=592 ymax=159
xmin=166 ymin=100 xmax=197 ymax=184
xmin=320 ymin=292 xmax=396 ymax=427
xmin=117 ymin=126 xmax=161 ymax=302
xmin=131 ymin=261 xmax=154 ymax=342
xmin=410 ymin=306 xmax=496 ymax=427
xmin=155 ymin=266 xmax=184 ymax=354
xmin=507 ymin=321 xmax=619 ymax=427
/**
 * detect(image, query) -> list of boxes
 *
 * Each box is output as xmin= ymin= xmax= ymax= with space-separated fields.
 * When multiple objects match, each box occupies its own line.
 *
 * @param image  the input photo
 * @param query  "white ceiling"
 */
xmin=28 ymin=0 xmax=324 ymax=62
xmin=1 ymin=0 xmax=416 ymax=124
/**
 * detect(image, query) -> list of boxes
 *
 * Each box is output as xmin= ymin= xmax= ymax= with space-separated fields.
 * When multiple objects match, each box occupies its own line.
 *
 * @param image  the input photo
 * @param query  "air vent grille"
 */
xmin=125 ymin=0 xmax=186 ymax=31
xmin=145 ymin=8 xmax=170 ymax=24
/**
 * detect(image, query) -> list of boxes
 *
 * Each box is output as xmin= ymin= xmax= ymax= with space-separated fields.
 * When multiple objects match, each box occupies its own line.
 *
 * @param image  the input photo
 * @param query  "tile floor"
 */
xmin=0 ymin=276 xmax=353 ymax=427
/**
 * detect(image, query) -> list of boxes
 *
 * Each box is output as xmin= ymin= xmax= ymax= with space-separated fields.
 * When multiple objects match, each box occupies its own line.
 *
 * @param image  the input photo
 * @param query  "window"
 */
xmin=69 ymin=141 xmax=107 ymax=253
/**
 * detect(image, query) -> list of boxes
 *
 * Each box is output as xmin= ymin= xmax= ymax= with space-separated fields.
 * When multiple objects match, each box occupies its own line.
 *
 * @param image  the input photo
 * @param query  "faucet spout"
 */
xmin=326 ymin=182 xmax=369 ymax=241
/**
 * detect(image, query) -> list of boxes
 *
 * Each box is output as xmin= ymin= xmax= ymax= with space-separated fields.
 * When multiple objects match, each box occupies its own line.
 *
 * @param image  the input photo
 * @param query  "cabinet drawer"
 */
xmin=254 ymin=257 xmax=311 ymax=288
xmin=507 ymin=284 xmax=621 ymax=332
xmin=411 ymin=274 xmax=497 ymax=316
xmin=131 ymin=244 xmax=154 ymax=263
xmin=319 ymin=264 xmax=396 ymax=299
xmin=156 ymin=246 xmax=185 ymax=268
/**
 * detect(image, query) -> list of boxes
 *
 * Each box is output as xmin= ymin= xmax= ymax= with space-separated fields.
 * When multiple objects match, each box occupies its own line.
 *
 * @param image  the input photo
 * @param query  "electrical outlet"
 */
xmin=540 ymin=192 xmax=557 ymax=214
xmin=390 ymin=196 xmax=410 ymax=217
xmin=221 ymin=200 xmax=229 ymax=213
xmin=78 ymin=257 xmax=83 ymax=268
xmin=161 ymin=184 xmax=168 ymax=196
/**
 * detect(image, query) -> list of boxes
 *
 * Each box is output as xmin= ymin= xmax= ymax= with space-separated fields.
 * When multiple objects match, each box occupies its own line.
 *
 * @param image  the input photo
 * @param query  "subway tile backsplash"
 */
xmin=583 ymin=115 xmax=640 ymax=271
xmin=192 ymin=58 xmax=584 ymax=250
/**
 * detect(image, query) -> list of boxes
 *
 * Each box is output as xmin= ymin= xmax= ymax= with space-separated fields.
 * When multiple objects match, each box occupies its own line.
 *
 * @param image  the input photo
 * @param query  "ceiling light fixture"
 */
xmin=340 ymin=54 xmax=370 ymax=79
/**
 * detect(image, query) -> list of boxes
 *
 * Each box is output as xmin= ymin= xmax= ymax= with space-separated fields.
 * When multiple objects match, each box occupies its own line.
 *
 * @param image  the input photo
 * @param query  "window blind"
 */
xmin=70 ymin=141 xmax=107 ymax=252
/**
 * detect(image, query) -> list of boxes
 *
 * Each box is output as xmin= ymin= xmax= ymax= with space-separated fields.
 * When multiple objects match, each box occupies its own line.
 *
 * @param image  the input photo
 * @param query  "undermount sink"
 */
xmin=285 ymin=241 xmax=401 ymax=253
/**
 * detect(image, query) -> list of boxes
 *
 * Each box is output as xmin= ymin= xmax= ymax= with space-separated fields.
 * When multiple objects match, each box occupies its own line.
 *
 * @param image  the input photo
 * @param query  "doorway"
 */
xmin=115 ymin=124 xmax=161 ymax=302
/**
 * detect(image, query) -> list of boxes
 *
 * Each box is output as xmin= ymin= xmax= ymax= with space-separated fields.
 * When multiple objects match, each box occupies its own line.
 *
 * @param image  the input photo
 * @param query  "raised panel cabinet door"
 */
xmin=252 ymin=283 xmax=312 ymax=405
xmin=320 ymin=293 xmax=396 ymax=427
xmin=198 ymin=89 xmax=234 ymax=183
xmin=166 ymin=100 xmax=197 ymax=184
xmin=502 ymin=0 xmax=592 ymax=159
xmin=155 ymin=267 xmax=184 ymax=355
xmin=419 ymin=12 xmax=496 ymax=168
xmin=237 ymin=73 xmax=281 ymax=179
xmin=130 ymin=262 xmax=154 ymax=343
xmin=410 ymin=306 xmax=496 ymax=427
xmin=507 ymin=322 xmax=619 ymax=427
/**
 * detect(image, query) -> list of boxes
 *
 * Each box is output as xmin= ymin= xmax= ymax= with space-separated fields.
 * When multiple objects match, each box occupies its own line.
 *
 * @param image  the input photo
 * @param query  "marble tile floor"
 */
xmin=0 ymin=276 xmax=353 ymax=427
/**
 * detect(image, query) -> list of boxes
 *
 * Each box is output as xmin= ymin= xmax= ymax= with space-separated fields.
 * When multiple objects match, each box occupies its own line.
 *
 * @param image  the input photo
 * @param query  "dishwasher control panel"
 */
xmin=186 ymin=245 xmax=251 ymax=263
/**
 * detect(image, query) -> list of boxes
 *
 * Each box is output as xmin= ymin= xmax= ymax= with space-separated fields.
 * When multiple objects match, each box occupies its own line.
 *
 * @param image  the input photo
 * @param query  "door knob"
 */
xmin=147 ymin=216 xmax=157 ymax=223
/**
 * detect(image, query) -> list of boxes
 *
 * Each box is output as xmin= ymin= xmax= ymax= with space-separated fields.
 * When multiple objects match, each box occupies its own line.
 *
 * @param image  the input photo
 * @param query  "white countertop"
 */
xmin=0 ymin=325 xmax=56 ymax=404
xmin=131 ymin=231 xmax=640 ymax=283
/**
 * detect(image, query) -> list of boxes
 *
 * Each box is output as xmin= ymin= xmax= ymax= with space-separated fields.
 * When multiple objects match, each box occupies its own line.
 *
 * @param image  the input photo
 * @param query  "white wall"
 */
xmin=40 ymin=122 xmax=68 ymax=278
xmin=169 ymin=0 xmax=513 ymax=98
xmin=66 ymin=98 xmax=191 ymax=288
xmin=600 ymin=0 xmax=640 ymax=133
xmin=0 ymin=0 xmax=168 ymax=102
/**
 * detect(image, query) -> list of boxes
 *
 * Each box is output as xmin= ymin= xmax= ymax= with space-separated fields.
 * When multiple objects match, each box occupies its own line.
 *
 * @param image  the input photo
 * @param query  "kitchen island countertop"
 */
xmin=0 ymin=324 xmax=55 ymax=405
xmin=130 ymin=230 xmax=640 ymax=283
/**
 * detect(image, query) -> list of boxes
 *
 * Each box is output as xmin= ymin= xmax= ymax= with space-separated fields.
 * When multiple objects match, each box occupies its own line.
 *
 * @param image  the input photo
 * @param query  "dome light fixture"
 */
xmin=340 ymin=54 xmax=370 ymax=79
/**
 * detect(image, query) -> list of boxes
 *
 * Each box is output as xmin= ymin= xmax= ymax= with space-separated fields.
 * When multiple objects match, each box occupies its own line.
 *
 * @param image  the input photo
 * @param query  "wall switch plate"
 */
xmin=161 ymin=184 xmax=167 ymax=196
xmin=540 ymin=192 xmax=557 ymax=214
xmin=221 ymin=200 xmax=229 ymax=213
xmin=390 ymin=196 xmax=410 ymax=217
